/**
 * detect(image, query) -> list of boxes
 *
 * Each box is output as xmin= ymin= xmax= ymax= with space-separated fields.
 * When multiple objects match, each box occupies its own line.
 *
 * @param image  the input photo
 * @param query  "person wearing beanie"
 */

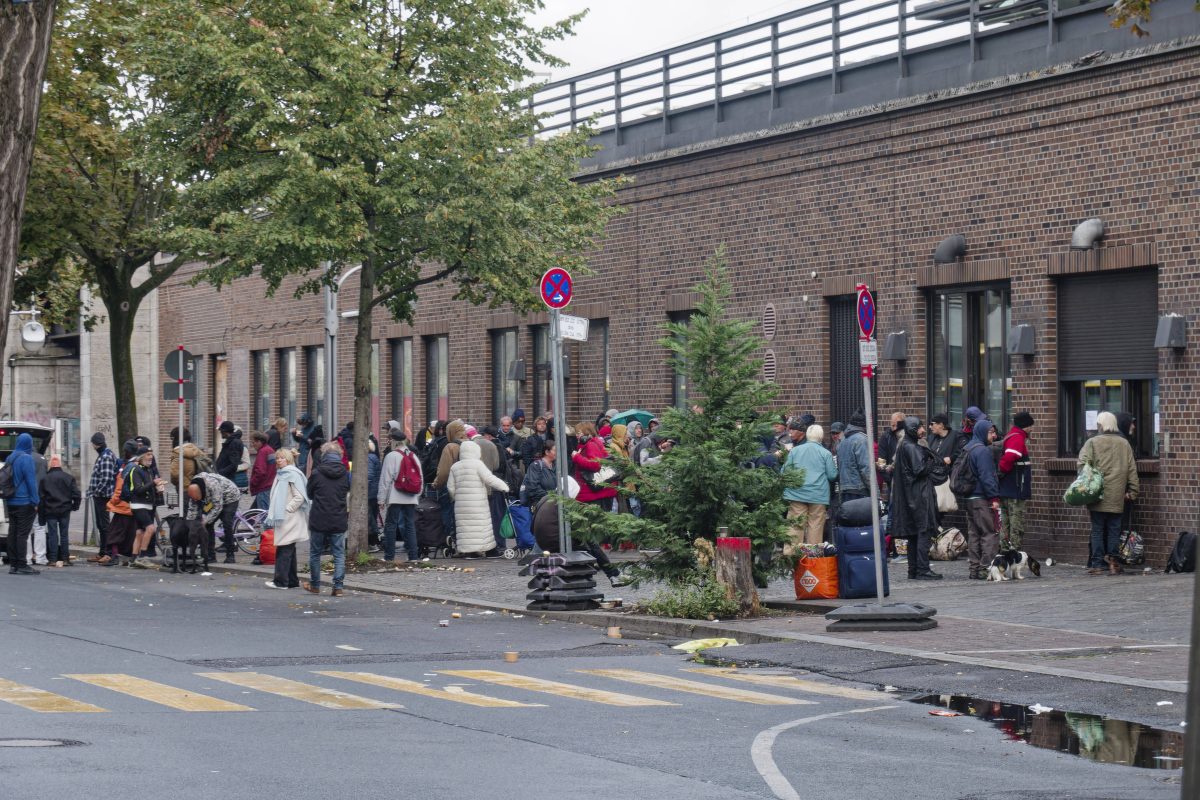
xmin=836 ymin=411 xmax=872 ymax=502
xmin=85 ymin=433 xmax=120 ymax=562
xmin=997 ymin=412 xmax=1035 ymax=552
xmin=510 ymin=409 xmax=531 ymax=443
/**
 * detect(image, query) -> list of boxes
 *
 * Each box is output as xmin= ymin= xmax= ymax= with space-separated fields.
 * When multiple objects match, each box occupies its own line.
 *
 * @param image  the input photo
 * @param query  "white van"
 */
xmin=0 ymin=422 xmax=55 ymax=558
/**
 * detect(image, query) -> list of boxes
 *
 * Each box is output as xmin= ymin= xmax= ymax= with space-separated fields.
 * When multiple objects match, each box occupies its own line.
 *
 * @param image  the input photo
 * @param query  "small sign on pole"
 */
xmin=559 ymin=314 xmax=589 ymax=342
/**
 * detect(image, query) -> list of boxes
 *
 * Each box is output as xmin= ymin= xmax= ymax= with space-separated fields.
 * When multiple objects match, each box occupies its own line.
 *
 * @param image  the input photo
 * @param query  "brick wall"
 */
xmin=159 ymin=44 xmax=1200 ymax=564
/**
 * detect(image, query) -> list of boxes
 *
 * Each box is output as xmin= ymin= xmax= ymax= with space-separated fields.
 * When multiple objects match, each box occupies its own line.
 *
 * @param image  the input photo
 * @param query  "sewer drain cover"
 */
xmin=0 ymin=738 xmax=85 ymax=748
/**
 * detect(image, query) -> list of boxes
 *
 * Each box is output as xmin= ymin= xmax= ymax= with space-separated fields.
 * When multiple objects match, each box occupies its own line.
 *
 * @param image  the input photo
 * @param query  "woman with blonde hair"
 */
xmin=1079 ymin=411 xmax=1139 ymax=575
xmin=265 ymin=448 xmax=310 ymax=589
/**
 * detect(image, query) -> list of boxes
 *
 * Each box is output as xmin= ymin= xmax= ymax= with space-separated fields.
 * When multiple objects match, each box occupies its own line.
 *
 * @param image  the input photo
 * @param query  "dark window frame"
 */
xmin=425 ymin=335 xmax=449 ymax=423
xmin=490 ymin=328 xmax=519 ymax=424
xmin=926 ymin=283 xmax=1011 ymax=433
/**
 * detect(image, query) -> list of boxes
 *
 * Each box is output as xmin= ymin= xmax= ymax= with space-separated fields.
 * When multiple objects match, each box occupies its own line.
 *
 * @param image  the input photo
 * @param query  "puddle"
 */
xmin=913 ymin=694 xmax=1184 ymax=770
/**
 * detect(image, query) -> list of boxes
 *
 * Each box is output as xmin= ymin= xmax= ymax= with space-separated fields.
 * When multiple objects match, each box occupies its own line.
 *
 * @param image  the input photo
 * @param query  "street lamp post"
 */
xmin=322 ymin=262 xmax=362 ymax=432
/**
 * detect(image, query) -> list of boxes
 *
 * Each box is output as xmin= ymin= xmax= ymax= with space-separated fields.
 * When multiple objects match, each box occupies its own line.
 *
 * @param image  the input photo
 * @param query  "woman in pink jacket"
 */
xmin=571 ymin=422 xmax=617 ymax=508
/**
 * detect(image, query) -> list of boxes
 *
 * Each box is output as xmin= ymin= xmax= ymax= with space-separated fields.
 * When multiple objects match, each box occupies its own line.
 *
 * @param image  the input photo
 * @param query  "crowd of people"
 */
xmin=4 ymin=402 xmax=1140 ymax=590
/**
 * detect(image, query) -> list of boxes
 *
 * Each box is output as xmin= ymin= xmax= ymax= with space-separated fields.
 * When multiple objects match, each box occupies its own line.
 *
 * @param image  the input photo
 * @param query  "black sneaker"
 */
xmin=223 ymin=555 xmax=236 ymax=564
xmin=912 ymin=571 xmax=943 ymax=581
xmin=12 ymin=565 xmax=40 ymax=575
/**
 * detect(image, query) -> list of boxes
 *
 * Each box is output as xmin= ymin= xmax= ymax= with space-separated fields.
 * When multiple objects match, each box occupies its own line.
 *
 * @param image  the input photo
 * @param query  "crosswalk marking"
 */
xmin=439 ymin=670 xmax=677 ymax=707
xmin=65 ymin=674 xmax=254 ymax=712
xmin=0 ymin=678 xmax=106 ymax=713
xmin=195 ymin=672 xmax=400 ymax=710
xmin=316 ymin=672 xmax=540 ymax=708
xmin=683 ymin=668 xmax=883 ymax=701
xmin=577 ymin=669 xmax=810 ymax=706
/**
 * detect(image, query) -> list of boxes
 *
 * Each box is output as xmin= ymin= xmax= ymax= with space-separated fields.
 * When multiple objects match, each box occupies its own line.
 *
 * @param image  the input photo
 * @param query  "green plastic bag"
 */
xmin=499 ymin=512 xmax=516 ymax=542
xmin=1063 ymin=462 xmax=1104 ymax=506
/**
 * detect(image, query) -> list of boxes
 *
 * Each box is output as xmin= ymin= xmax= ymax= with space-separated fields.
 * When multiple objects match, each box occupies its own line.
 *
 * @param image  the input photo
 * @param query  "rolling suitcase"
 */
xmin=416 ymin=494 xmax=447 ymax=557
xmin=834 ymin=525 xmax=889 ymax=599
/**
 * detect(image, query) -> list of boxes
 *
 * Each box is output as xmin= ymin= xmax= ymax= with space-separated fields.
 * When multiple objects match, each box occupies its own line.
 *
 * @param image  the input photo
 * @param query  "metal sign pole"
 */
xmin=178 ymin=346 xmax=186 ymax=515
xmin=862 ymin=371 xmax=885 ymax=607
xmin=550 ymin=308 xmax=571 ymax=553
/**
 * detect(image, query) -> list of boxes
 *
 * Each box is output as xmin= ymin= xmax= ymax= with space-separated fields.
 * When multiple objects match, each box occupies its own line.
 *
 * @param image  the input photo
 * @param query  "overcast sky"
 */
xmin=527 ymin=1 xmax=808 ymax=80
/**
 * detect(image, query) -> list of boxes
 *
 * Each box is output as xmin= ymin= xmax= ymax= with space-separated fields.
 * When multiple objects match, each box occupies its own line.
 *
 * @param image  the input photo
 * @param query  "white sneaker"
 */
xmin=265 ymin=580 xmax=284 ymax=589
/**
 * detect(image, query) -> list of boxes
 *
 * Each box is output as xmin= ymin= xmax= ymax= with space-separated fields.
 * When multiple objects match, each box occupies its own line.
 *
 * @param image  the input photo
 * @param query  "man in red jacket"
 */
xmin=249 ymin=430 xmax=277 ymax=511
xmin=997 ymin=412 xmax=1034 ymax=552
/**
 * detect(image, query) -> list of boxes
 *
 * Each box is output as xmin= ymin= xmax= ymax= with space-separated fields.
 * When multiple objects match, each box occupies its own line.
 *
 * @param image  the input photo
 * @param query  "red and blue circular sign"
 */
xmin=540 ymin=268 xmax=573 ymax=309
xmin=857 ymin=286 xmax=876 ymax=340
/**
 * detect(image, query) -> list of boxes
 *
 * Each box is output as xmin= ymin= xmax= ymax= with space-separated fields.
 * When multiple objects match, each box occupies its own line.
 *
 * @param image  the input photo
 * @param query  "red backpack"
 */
xmin=394 ymin=450 xmax=422 ymax=494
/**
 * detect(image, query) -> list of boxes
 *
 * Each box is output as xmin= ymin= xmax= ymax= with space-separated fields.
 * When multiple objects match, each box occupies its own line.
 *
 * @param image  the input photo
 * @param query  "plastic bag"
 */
xmin=1063 ymin=462 xmax=1104 ymax=506
xmin=794 ymin=556 xmax=839 ymax=600
xmin=258 ymin=528 xmax=276 ymax=565
xmin=672 ymin=638 xmax=739 ymax=653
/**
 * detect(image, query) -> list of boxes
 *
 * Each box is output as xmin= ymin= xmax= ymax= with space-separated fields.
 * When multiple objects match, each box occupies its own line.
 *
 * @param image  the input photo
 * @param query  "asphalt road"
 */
xmin=0 ymin=567 xmax=1182 ymax=800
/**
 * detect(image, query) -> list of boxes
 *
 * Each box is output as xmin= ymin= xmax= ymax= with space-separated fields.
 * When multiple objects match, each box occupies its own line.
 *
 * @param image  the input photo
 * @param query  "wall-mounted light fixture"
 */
xmin=1155 ymin=314 xmax=1187 ymax=350
xmin=507 ymin=359 xmax=526 ymax=381
xmin=1008 ymin=324 xmax=1035 ymax=356
xmin=933 ymin=234 xmax=967 ymax=264
xmin=883 ymin=331 xmax=908 ymax=361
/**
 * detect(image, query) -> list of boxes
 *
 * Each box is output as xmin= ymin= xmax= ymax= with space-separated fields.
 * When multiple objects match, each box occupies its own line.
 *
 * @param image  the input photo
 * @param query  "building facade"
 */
xmin=158 ymin=0 xmax=1200 ymax=564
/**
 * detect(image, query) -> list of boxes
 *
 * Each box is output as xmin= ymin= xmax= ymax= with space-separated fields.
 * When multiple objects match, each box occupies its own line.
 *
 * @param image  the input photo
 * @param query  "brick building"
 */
xmin=158 ymin=0 xmax=1200 ymax=564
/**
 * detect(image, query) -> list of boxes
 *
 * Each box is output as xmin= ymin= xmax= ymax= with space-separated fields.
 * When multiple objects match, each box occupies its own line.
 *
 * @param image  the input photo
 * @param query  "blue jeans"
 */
xmin=45 ymin=514 xmax=70 ymax=562
xmin=383 ymin=504 xmax=417 ymax=561
xmin=308 ymin=530 xmax=346 ymax=589
xmin=1089 ymin=510 xmax=1122 ymax=568
xmin=253 ymin=491 xmax=270 ymax=511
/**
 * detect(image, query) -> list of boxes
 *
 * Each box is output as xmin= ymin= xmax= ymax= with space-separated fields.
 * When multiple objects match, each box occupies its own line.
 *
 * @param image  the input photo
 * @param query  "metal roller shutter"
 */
xmin=1057 ymin=270 xmax=1158 ymax=380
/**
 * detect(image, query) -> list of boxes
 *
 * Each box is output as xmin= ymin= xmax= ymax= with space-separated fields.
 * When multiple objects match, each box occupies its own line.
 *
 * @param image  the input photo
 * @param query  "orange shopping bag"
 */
xmin=794 ymin=556 xmax=838 ymax=600
xmin=258 ymin=528 xmax=276 ymax=565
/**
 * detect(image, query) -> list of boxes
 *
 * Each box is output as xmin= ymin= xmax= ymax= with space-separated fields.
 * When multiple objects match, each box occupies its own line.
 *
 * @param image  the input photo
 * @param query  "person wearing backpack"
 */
xmin=169 ymin=427 xmax=212 ymax=503
xmin=997 ymin=412 xmax=1035 ymax=553
xmin=4 ymin=433 xmax=42 ymax=575
xmin=378 ymin=430 xmax=422 ymax=562
xmin=962 ymin=419 xmax=1001 ymax=580
xmin=1079 ymin=411 xmax=1139 ymax=575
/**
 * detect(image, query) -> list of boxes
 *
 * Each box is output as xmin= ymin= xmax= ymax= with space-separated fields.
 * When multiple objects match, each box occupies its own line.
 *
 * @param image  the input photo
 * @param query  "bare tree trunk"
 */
xmin=106 ymin=298 xmax=138 ymax=446
xmin=346 ymin=255 xmax=376 ymax=561
xmin=0 ymin=0 xmax=57 ymax=413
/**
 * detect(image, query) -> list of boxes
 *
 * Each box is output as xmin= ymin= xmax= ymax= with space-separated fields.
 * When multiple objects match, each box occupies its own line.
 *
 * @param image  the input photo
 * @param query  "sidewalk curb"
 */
xmin=78 ymin=547 xmax=1189 ymax=692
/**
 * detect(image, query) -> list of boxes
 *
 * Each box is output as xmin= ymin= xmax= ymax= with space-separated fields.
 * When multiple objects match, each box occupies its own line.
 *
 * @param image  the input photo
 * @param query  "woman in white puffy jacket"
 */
xmin=447 ymin=439 xmax=510 ymax=555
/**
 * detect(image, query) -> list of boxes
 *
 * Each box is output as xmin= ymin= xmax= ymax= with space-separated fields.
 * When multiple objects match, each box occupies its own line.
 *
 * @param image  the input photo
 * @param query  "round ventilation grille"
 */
xmin=763 ymin=349 xmax=777 ymax=384
xmin=762 ymin=303 xmax=777 ymax=341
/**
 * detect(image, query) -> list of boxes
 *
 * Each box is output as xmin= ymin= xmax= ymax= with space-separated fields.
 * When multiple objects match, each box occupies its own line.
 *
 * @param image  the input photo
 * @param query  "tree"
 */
xmin=565 ymin=252 xmax=799 ymax=596
xmin=137 ymin=0 xmax=622 ymax=558
xmin=0 ymin=0 xmax=57 ymax=412
xmin=17 ymin=0 xmax=185 ymax=445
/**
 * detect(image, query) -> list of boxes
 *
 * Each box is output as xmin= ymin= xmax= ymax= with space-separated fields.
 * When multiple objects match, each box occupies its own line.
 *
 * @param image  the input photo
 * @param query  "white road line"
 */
xmin=751 ymin=706 xmax=896 ymax=800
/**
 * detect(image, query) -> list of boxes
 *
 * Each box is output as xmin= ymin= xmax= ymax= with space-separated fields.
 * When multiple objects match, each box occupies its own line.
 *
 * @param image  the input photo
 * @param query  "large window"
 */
xmin=391 ymin=338 xmax=413 ymax=439
xmin=829 ymin=295 xmax=876 ymax=430
xmin=371 ymin=341 xmax=380 ymax=437
xmin=425 ymin=335 xmax=449 ymax=422
xmin=278 ymin=349 xmax=297 ymax=429
xmin=1058 ymin=270 xmax=1159 ymax=457
xmin=532 ymin=325 xmax=553 ymax=418
xmin=929 ymin=286 xmax=1010 ymax=431
xmin=252 ymin=350 xmax=271 ymax=432
xmin=593 ymin=319 xmax=611 ymax=412
xmin=491 ymin=328 xmax=519 ymax=424
xmin=305 ymin=346 xmax=325 ymax=426
xmin=668 ymin=311 xmax=693 ymax=410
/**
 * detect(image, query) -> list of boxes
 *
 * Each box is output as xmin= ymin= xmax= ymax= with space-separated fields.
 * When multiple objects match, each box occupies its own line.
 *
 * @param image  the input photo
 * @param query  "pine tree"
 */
xmin=567 ymin=249 xmax=800 ymax=588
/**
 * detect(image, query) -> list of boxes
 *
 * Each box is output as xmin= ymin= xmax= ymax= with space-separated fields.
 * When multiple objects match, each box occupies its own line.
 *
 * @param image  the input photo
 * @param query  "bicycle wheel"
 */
xmin=235 ymin=509 xmax=266 ymax=555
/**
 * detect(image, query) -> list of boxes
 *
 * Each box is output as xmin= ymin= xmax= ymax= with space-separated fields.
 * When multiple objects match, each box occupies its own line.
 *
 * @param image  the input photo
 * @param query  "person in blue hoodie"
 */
xmin=963 ymin=418 xmax=1001 ymax=580
xmin=6 ymin=433 xmax=42 ymax=575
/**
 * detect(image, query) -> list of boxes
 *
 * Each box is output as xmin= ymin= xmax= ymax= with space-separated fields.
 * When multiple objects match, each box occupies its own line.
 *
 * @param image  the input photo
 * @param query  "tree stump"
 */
xmin=714 ymin=536 xmax=761 ymax=616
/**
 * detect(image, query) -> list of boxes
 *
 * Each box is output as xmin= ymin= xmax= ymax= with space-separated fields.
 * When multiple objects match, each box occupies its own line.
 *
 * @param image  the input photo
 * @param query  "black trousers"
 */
xmin=6 ymin=504 xmax=36 ymax=569
xmin=203 ymin=503 xmax=239 ymax=559
xmin=906 ymin=529 xmax=933 ymax=576
xmin=92 ymin=495 xmax=111 ymax=550
xmin=273 ymin=543 xmax=299 ymax=588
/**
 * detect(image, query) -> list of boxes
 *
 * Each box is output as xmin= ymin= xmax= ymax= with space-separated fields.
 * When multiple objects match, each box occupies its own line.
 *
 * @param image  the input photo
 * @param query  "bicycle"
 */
xmin=156 ymin=506 xmax=268 ymax=557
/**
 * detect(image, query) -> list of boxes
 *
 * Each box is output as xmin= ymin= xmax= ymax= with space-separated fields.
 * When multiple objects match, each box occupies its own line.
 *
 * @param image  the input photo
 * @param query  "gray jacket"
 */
xmin=836 ymin=425 xmax=871 ymax=494
xmin=378 ymin=447 xmax=422 ymax=506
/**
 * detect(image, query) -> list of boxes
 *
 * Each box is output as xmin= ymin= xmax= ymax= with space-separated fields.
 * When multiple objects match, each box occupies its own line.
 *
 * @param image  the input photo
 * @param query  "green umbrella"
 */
xmin=610 ymin=409 xmax=655 ymax=428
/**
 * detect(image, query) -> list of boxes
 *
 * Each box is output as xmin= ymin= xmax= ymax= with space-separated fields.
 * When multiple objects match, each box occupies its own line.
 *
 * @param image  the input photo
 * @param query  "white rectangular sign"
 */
xmin=560 ymin=314 xmax=589 ymax=342
xmin=858 ymin=339 xmax=879 ymax=366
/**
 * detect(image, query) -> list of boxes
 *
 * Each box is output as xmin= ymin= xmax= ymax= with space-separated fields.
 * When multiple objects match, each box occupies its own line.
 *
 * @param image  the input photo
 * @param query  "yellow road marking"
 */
xmin=317 ymin=671 xmax=540 ymax=708
xmin=684 ymin=668 xmax=883 ymax=701
xmin=438 ymin=670 xmax=676 ymax=707
xmin=195 ymin=672 xmax=399 ymax=710
xmin=0 ymin=678 xmax=106 ymax=713
xmin=65 ymin=674 xmax=254 ymax=712
xmin=578 ymin=669 xmax=810 ymax=705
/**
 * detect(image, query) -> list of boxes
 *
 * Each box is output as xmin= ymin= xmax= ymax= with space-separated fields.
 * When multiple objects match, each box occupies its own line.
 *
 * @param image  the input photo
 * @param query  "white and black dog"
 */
xmin=986 ymin=550 xmax=1042 ymax=582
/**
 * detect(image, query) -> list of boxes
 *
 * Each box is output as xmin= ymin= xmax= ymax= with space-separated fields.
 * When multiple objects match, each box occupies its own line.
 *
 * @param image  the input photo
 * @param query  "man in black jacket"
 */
xmin=39 ymin=456 xmax=81 ymax=566
xmin=928 ymin=414 xmax=961 ymax=468
xmin=892 ymin=416 xmax=942 ymax=581
xmin=303 ymin=444 xmax=350 ymax=597
xmin=214 ymin=421 xmax=245 ymax=481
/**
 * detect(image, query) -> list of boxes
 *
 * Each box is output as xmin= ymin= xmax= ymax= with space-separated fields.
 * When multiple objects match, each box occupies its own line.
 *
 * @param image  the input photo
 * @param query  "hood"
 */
xmin=965 ymin=406 xmax=984 ymax=422
xmin=458 ymin=439 xmax=482 ymax=462
xmin=610 ymin=424 xmax=628 ymax=447
xmin=14 ymin=433 xmax=33 ymax=455
xmin=316 ymin=457 xmax=348 ymax=479
xmin=446 ymin=420 xmax=466 ymax=443
xmin=843 ymin=424 xmax=866 ymax=437
xmin=180 ymin=442 xmax=202 ymax=457
xmin=903 ymin=416 xmax=922 ymax=440
xmin=972 ymin=419 xmax=995 ymax=445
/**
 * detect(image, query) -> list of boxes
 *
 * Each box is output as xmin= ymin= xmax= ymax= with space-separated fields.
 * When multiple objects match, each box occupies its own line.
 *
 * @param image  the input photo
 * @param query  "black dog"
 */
xmin=168 ymin=515 xmax=209 ymax=574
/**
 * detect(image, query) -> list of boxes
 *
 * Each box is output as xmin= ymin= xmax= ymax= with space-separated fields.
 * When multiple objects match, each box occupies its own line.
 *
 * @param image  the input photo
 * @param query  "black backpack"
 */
xmin=1165 ymin=531 xmax=1197 ymax=574
xmin=421 ymin=435 xmax=446 ymax=484
xmin=949 ymin=449 xmax=977 ymax=497
xmin=0 ymin=455 xmax=18 ymax=499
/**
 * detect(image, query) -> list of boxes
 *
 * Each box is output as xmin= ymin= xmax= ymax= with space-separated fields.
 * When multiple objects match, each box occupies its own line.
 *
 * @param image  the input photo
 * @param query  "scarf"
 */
xmin=268 ymin=465 xmax=310 ymax=528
